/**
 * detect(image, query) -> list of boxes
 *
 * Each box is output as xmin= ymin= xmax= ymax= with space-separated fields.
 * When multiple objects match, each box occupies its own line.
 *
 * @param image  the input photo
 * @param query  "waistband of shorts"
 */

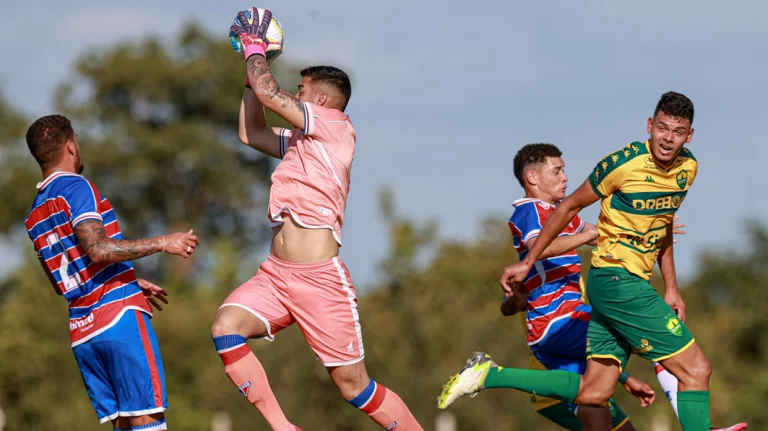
xmin=589 ymin=265 xmax=635 ymax=277
xmin=591 ymin=263 xmax=650 ymax=280
xmin=267 ymin=253 xmax=340 ymax=270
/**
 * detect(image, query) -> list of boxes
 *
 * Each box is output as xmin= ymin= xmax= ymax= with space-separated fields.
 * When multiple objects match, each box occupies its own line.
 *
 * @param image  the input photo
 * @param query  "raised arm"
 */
xmin=231 ymin=10 xmax=307 ymax=130
xmin=246 ymin=54 xmax=306 ymax=130
xmin=658 ymin=223 xmax=685 ymax=321
xmin=238 ymin=87 xmax=284 ymax=159
xmin=74 ymin=220 xmax=198 ymax=264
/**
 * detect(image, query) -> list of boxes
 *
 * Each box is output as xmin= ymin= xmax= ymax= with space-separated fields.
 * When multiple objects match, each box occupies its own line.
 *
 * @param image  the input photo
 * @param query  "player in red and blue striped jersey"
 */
xmin=508 ymin=195 xmax=591 ymax=349
xmin=24 ymin=115 xmax=198 ymax=431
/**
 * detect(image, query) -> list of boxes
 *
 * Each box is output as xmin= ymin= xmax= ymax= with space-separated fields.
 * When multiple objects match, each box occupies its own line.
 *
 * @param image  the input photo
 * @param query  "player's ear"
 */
xmin=65 ymin=138 xmax=77 ymax=156
xmin=647 ymin=117 xmax=653 ymax=134
xmin=525 ymin=168 xmax=538 ymax=186
xmin=315 ymin=92 xmax=328 ymax=106
xmin=686 ymin=127 xmax=694 ymax=143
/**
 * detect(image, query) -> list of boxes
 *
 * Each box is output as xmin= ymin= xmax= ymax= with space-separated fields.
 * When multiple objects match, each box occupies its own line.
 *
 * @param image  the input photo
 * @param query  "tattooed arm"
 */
xmin=74 ymin=220 xmax=198 ymax=263
xmin=246 ymin=54 xmax=306 ymax=130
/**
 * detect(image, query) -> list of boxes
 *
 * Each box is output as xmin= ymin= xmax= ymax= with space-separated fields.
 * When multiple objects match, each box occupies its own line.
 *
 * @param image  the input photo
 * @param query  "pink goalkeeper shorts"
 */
xmin=220 ymin=254 xmax=364 ymax=366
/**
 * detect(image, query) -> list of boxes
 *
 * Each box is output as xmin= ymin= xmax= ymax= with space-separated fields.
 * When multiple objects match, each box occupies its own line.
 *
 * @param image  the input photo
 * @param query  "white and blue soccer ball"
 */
xmin=229 ymin=8 xmax=285 ymax=62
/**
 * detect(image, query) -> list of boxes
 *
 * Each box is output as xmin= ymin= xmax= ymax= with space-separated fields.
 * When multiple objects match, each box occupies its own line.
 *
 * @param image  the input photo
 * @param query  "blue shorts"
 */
xmin=529 ymin=304 xmax=591 ymax=413
xmin=73 ymin=310 xmax=167 ymax=423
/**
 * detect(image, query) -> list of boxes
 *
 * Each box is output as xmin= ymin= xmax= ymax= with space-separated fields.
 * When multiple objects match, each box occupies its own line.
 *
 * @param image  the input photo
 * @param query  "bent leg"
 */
xmin=211 ymin=269 xmax=296 ymax=431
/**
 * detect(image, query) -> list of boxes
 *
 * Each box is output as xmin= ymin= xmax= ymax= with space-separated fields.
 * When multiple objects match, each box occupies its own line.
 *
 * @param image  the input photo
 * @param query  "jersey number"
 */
xmin=45 ymin=232 xmax=82 ymax=292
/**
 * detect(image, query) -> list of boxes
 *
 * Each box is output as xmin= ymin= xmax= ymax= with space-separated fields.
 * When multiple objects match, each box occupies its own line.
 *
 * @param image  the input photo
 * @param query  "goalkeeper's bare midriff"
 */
xmin=270 ymin=211 xmax=339 ymax=263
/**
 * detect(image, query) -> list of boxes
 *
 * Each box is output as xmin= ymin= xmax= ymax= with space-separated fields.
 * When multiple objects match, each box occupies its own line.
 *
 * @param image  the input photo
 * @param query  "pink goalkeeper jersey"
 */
xmin=270 ymin=102 xmax=355 ymax=245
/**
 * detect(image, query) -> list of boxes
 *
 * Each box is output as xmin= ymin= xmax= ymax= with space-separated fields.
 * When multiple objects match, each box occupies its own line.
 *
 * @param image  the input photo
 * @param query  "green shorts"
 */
xmin=585 ymin=266 xmax=695 ymax=369
xmin=536 ymin=400 xmax=629 ymax=431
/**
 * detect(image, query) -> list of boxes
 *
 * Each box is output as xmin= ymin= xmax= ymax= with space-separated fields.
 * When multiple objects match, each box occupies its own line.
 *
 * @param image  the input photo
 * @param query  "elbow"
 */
xmin=86 ymin=250 xmax=107 ymax=264
xmin=253 ymin=89 xmax=267 ymax=102
xmin=500 ymin=297 xmax=525 ymax=317
xmin=252 ymin=84 xmax=280 ymax=107
xmin=252 ymin=86 xmax=272 ymax=104
xmin=238 ymin=130 xmax=249 ymax=146
xmin=563 ymin=197 xmax=584 ymax=214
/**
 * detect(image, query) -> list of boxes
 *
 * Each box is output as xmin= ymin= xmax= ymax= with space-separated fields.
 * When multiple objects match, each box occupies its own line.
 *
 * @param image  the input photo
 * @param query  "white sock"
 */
xmin=654 ymin=361 xmax=679 ymax=417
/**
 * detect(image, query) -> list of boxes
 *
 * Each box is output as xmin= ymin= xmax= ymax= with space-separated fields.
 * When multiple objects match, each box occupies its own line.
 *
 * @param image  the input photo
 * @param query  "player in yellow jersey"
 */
xmin=438 ymin=92 xmax=716 ymax=431
xmin=516 ymin=278 xmax=744 ymax=431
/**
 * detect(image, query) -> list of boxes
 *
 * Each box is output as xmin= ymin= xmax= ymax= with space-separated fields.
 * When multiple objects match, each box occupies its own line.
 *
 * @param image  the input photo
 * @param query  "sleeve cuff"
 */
xmin=301 ymin=101 xmax=315 ymax=136
xmin=279 ymin=128 xmax=291 ymax=158
xmin=589 ymin=177 xmax=605 ymax=198
xmin=522 ymin=230 xmax=540 ymax=246
xmin=72 ymin=212 xmax=103 ymax=227
xmin=575 ymin=219 xmax=586 ymax=234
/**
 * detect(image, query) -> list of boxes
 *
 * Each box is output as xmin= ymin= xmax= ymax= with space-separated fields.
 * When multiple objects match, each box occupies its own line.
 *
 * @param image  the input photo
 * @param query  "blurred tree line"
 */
xmin=0 ymin=23 xmax=765 ymax=431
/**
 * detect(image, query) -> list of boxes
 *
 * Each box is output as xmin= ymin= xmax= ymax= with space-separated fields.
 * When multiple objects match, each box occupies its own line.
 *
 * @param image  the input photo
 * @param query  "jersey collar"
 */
xmin=645 ymin=140 xmax=683 ymax=173
xmin=37 ymin=171 xmax=82 ymax=190
xmin=512 ymin=197 xmax=560 ymax=208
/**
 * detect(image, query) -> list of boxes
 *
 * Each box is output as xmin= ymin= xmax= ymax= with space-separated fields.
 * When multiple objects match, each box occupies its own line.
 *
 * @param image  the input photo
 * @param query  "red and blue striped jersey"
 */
xmin=508 ymin=198 xmax=588 ymax=345
xmin=25 ymin=172 xmax=151 ymax=347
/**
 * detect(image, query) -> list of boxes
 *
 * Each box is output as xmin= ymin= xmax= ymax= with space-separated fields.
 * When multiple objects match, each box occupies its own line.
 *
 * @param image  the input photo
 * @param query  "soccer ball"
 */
xmin=229 ymin=8 xmax=284 ymax=63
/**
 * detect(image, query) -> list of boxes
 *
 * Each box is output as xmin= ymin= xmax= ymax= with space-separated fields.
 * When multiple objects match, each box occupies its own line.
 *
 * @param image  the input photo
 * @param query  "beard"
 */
xmin=75 ymin=155 xmax=84 ymax=174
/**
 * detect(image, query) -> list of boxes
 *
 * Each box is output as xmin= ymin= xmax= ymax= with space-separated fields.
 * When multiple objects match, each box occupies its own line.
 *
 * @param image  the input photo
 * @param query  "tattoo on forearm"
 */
xmin=247 ymin=55 xmax=303 ymax=111
xmin=74 ymin=220 xmax=160 ymax=263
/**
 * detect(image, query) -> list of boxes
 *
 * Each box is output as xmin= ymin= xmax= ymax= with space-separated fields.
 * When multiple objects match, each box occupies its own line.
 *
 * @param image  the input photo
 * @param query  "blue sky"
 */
xmin=2 ymin=0 xmax=766 ymax=288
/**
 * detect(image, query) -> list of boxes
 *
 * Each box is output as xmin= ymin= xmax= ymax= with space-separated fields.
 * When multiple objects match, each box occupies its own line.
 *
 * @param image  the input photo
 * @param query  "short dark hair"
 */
xmin=301 ymin=65 xmax=352 ymax=111
xmin=26 ymin=115 xmax=75 ymax=169
xmin=513 ymin=143 xmax=562 ymax=188
xmin=654 ymin=91 xmax=694 ymax=124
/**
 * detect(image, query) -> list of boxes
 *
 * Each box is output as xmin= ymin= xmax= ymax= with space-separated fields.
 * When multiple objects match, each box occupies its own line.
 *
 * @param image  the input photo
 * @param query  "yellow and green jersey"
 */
xmin=588 ymin=141 xmax=697 ymax=280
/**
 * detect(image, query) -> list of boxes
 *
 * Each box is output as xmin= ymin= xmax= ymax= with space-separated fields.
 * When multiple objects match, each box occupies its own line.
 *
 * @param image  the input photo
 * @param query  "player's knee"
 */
xmin=690 ymin=355 xmax=712 ymax=384
xmin=210 ymin=315 xmax=232 ymax=338
xmin=210 ymin=308 xmax=248 ymax=338
xmin=330 ymin=364 xmax=370 ymax=400
xmin=337 ymin=378 xmax=370 ymax=401
xmin=576 ymin=384 xmax=615 ymax=407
